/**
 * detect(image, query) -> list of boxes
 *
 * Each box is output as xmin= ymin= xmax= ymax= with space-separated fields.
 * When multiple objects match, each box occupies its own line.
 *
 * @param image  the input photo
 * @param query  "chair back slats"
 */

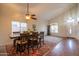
xmin=40 ymin=32 xmax=44 ymax=39
xmin=39 ymin=32 xmax=44 ymax=45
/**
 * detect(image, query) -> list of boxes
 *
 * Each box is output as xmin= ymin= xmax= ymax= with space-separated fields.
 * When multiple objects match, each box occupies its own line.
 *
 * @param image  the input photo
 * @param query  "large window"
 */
xmin=50 ymin=23 xmax=58 ymax=33
xmin=12 ymin=21 xmax=27 ymax=33
xmin=66 ymin=17 xmax=75 ymax=24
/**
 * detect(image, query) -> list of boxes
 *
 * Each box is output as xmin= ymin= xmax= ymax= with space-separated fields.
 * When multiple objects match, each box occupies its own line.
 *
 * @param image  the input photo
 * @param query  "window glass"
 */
xmin=20 ymin=23 xmax=27 ymax=32
xmin=50 ymin=23 xmax=58 ymax=33
xmin=12 ymin=21 xmax=27 ymax=33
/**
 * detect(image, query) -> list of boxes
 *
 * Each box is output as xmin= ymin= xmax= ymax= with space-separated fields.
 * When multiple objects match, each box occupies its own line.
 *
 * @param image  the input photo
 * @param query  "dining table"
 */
xmin=9 ymin=31 xmax=41 ymax=55
xmin=10 ymin=33 xmax=20 ymax=47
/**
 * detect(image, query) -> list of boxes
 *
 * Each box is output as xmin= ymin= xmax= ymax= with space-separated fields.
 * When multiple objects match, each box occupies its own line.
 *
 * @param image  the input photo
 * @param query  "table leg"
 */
xmin=13 ymin=39 xmax=16 ymax=47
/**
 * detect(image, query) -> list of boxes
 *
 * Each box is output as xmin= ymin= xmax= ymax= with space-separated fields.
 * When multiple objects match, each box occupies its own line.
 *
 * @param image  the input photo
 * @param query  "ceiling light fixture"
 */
xmin=25 ymin=3 xmax=37 ymax=20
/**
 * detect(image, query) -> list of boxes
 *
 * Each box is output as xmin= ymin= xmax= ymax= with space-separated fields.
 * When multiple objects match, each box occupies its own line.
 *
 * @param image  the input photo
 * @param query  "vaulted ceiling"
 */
xmin=0 ymin=3 xmax=74 ymax=21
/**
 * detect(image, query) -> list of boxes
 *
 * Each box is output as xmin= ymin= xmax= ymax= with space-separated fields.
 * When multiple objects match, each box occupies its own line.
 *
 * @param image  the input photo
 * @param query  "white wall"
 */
xmin=49 ymin=4 xmax=79 ymax=38
xmin=36 ymin=20 xmax=47 ymax=35
xmin=26 ymin=19 xmax=47 ymax=35
xmin=49 ymin=14 xmax=67 ymax=37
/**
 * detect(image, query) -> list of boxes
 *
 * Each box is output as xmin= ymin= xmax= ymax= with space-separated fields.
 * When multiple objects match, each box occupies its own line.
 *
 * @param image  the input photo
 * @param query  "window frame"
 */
xmin=50 ymin=23 xmax=58 ymax=33
xmin=11 ymin=21 xmax=27 ymax=33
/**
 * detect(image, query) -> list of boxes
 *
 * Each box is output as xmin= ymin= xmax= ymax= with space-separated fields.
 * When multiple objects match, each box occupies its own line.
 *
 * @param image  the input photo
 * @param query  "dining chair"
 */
xmin=39 ymin=32 xmax=44 ymax=46
xmin=15 ymin=33 xmax=28 ymax=55
xmin=31 ymin=32 xmax=39 ymax=49
xmin=20 ymin=33 xmax=36 ymax=55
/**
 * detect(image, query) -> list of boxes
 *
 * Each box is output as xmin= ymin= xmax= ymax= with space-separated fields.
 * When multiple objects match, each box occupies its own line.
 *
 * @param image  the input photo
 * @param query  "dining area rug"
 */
xmin=5 ymin=44 xmax=51 ymax=56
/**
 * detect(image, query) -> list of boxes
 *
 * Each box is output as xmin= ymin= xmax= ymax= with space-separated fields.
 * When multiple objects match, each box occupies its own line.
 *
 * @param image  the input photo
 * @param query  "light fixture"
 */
xmin=26 ymin=14 xmax=31 ymax=20
xmin=25 ymin=3 xmax=37 ymax=20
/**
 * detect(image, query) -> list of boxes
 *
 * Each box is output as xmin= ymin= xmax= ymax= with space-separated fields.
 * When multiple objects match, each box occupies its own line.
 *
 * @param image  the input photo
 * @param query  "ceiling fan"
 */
xmin=25 ymin=3 xmax=37 ymax=20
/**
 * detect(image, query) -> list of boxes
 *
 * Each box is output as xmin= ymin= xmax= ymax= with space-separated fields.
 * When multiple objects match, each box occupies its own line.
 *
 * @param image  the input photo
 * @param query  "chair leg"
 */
xmin=32 ymin=47 xmax=34 ymax=53
xmin=14 ymin=39 xmax=16 ymax=47
xmin=37 ymin=44 xmax=39 ymax=49
xmin=39 ymin=38 xmax=42 ymax=47
xmin=27 ymin=46 xmax=29 ymax=55
xmin=43 ymin=39 xmax=44 ymax=45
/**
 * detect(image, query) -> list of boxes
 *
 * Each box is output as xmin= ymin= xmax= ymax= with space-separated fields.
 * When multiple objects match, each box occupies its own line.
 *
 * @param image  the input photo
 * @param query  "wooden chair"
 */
xmin=31 ymin=32 xmax=40 ymax=49
xmin=39 ymin=32 xmax=44 ymax=46
xmin=20 ymin=33 xmax=37 ymax=55
xmin=15 ymin=33 xmax=28 ymax=55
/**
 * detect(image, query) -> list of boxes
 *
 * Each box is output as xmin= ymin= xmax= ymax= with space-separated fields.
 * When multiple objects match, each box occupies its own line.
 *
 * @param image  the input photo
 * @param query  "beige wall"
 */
xmin=0 ymin=4 xmax=47 ymax=45
xmin=0 ymin=18 xmax=47 ymax=45
xmin=0 ymin=16 xmax=47 ymax=45
xmin=0 ymin=14 xmax=26 ymax=45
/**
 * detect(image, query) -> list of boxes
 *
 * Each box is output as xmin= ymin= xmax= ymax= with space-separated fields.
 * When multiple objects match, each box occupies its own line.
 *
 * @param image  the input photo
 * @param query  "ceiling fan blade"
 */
xmin=32 ymin=17 xmax=37 ymax=20
xmin=31 ymin=14 xmax=36 ymax=16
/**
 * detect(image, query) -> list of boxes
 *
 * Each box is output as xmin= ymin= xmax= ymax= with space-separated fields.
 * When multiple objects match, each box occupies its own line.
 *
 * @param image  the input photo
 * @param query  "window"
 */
xmin=20 ymin=23 xmax=27 ymax=32
xmin=69 ymin=27 xmax=72 ymax=34
xmin=12 ymin=21 xmax=27 ymax=33
xmin=50 ymin=23 xmax=58 ymax=33
xmin=77 ymin=17 xmax=79 ymax=22
xmin=66 ymin=17 xmax=75 ymax=24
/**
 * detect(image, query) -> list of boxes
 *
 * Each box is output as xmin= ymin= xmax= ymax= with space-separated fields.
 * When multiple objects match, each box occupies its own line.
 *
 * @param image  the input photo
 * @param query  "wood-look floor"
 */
xmin=47 ymin=38 xmax=79 ymax=56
